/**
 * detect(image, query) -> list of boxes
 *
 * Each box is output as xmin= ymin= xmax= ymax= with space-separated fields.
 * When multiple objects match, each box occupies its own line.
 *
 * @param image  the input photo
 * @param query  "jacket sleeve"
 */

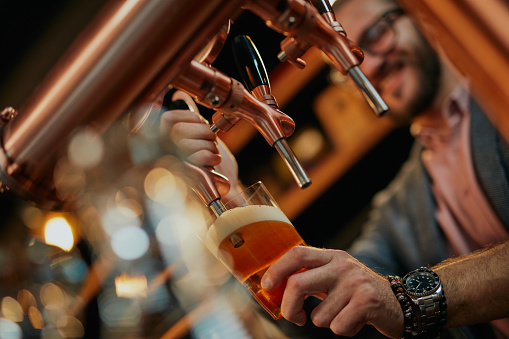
xmin=348 ymin=143 xmax=448 ymax=276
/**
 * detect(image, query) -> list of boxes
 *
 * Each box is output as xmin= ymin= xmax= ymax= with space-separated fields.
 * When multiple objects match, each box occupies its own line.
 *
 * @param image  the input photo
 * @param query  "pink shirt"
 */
xmin=411 ymin=85 xmax=508 ymax=256
xmin=411 ymin=85 xmax=509 ymax=337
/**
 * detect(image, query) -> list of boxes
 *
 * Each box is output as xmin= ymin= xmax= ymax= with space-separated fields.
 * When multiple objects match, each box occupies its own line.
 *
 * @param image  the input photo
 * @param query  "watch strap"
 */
xmin=414 ymin=288 xmax=447 ymax=334
xmin=393 ymin=268 xmax=448 ymax=338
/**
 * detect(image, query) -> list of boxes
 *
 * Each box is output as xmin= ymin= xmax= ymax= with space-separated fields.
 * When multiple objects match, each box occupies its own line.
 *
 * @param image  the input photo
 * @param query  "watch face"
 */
xmin=403 ymin=269 xmax=440 ymax=296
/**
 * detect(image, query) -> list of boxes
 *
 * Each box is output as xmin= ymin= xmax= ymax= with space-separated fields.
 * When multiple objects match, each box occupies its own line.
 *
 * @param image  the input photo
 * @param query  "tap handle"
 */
xmin=232 ymin=35 xmax=279 ymax=107
xmin=308 ymin=0 xmax=345 ymax=35
xmin=232 ymin=35 xmax=311 ymax=189
xmin=308 ymin=0 xmax=333 ymax=15
xmin=232 ymin=35 xmax=270 ymax=92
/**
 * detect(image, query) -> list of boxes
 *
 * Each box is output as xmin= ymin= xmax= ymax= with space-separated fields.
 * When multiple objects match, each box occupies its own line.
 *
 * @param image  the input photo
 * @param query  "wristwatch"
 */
xmin=402 ymin=267 xmax=447 ymax=337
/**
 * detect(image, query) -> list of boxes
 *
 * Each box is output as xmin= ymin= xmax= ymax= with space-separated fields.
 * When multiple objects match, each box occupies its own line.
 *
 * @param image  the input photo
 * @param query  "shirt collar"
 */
xmin=410 ymin=84 xmax=469 ymax=150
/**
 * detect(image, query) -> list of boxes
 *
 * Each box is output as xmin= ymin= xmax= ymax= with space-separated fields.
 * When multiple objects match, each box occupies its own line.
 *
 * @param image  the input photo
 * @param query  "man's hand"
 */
xmin=159 ymin=90 xmax=241 ymax=200
xmin=261 ymin=246 xmax=404 ymax=338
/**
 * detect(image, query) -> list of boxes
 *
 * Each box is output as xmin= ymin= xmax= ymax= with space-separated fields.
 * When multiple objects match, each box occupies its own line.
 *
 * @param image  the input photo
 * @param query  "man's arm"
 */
xmin=261 ymin=240 xmax=509 ymax=337
xmin=434 ymin=240 xmax=509 ymax=328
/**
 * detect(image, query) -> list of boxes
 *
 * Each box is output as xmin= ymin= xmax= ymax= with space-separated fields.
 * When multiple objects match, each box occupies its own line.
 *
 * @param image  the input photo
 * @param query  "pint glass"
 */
xmin=204 ymin=181 xmax=306 ymax=320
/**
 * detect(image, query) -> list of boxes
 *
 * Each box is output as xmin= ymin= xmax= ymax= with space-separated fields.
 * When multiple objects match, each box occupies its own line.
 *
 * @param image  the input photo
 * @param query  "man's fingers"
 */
xmin=280 ymin=268 xmax=329 ymax=326
xmin=309 ymin=286 xmax=348 ymax=328
xmin=175 ymin=137 xmax=219 ymax=156
xmin=160 ymin=108 xmax=204 ymax=129
xmin=186 ymin=150 xmax=222 ymax=167
xmin=262 ymin=247 xmax=334 ymax=290
xmin=329 ymin=300 xmax=368 ymax=336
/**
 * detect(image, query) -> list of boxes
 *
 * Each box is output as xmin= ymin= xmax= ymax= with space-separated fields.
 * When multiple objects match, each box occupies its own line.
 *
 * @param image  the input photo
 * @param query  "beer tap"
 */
xmin=277 ymin=0 xmax=348 ymax=69
xmin=231 ymin=34 xmax=311 ymax=188
xmin=245 ymin=0 xmax=388 ymax=117
xmin=167 ymin=97 xmax=229 ymax=217
xmin=172 ymin=59 xmax=311 ymax=189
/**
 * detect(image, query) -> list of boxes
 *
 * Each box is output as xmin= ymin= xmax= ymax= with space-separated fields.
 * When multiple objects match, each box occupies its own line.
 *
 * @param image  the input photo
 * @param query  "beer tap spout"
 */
xmin=231 ymin=34 xmax=311 ymax=189
xmin=167 ymin=98 xmax=228 ymax=217
xmin=172 ymin=60 xmax=310 ymax=189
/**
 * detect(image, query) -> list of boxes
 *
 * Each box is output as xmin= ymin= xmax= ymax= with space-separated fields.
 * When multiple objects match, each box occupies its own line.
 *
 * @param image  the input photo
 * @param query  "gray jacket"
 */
xmin=349 ymin=99 xmax=509 ymax=277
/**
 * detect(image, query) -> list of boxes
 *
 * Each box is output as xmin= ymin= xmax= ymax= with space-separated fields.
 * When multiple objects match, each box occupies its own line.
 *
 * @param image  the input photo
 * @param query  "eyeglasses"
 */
xmin=358 ymin=7 xmax=405 ymax=56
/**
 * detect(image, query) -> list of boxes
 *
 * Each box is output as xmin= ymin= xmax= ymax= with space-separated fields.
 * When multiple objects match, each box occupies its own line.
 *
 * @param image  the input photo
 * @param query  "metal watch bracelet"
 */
xmin=413 ymin=285 xmax=447 ymax=334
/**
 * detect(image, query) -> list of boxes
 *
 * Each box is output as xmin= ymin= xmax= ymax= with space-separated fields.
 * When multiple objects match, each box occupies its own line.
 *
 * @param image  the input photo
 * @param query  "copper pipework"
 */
xmin=0 ymin=0 xmax=243 ymax=209
xmin=0 ymin=0 xmax=385 ymax=209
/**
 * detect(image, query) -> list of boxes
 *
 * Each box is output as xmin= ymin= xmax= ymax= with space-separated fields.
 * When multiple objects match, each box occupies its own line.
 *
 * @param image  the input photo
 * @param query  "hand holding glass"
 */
xmin=204 ymin=181 xmax=306 ymax=319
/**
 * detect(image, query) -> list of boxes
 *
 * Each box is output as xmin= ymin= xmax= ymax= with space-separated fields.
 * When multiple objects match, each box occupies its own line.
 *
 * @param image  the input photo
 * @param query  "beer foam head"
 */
xmin=204 ymin=205 xmax=291 ymax=256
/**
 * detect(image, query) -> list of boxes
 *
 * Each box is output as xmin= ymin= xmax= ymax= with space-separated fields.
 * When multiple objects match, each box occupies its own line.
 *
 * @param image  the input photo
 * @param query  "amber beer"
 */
xmin=205 ymin=203 xmax=305 ymax=320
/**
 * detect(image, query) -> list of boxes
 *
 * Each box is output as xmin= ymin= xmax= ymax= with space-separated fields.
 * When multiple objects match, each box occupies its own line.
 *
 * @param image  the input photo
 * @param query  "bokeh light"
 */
xmin=0 ymin=318 xmax=22 ymax=339
xmin=110 ymin=226 xmax=149 ymax=260
xmin=98 ymin=290 xmax=141 ymax=329
xmin=20 ymin=206 xmax=44 ymax=230
xmin=292 ymin=127 xmax=326 ymax=161
xmin=101 ymin=207 xmax=141 ymax=236
xmin=40 ymin=283 xmax=68 ymax=310
xmin=17 ymin=289 xmax=36 ymax=315
xmin=144 ymin=168 xmax=185 ymax=204
xmin=1 ymin=297 xmax=23 ymax=322
xmin=68 ymin=127 xmax=104 ymax=169
xmin=44 ymin=217 xmax=74 ymax=252
xmin=115 ymin=274 xmax=148 ymax=298
xmin=28 ymin=306 xmax=44 ymax=330
xmin=57 ymin=315 xmax=84 ymax=338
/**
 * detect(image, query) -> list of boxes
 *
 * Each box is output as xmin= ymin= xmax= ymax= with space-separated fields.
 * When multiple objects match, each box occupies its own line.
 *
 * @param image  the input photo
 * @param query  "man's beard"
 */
xmin=406 ymin=35 xmax=441 ymax=118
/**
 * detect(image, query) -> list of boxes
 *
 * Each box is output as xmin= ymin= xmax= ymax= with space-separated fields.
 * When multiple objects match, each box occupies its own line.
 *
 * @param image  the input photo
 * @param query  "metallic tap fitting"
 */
xmin=0 ymin=0 xmax=386 ymax=211
xmin=232 ymin=34 xmax=311 ymax=189
xmin=173 ymin=60 xmax=311 ymax=189
xmin=246 ymin=0 xmax=388 ymax=117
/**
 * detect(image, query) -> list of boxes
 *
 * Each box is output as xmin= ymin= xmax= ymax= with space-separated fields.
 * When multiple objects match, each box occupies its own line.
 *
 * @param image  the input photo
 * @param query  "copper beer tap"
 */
xmin=171 ymin=33 xmax=311 ymax=215
xmin=231 ymin=34 xmax=311 ymax=189
xmin=0 ymin=0 xmax=387 ymax=212
xmin=172 ymin=59 xmax=311 ymax=201
xmin=246 ymin=0 xmax=388 ymax=116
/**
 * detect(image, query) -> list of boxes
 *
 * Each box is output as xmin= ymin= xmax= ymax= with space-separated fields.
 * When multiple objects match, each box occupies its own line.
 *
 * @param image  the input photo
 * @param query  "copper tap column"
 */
xmin=0 ymin=0 xmax=243 ymax=209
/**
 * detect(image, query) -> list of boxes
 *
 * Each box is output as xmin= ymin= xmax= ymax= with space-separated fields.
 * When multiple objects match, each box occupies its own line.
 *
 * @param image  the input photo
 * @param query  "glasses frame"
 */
xmin=358 ymin=7 xmax=405 ymax=56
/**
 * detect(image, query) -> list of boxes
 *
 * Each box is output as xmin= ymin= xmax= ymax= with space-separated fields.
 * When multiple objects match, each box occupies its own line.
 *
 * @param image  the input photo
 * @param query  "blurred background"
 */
xmin=0 ymin=0 xmax=427 ymax=338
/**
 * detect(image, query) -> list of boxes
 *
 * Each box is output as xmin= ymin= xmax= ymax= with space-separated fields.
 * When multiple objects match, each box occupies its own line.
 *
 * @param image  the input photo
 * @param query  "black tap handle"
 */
xmin=308 ymin=0 xmax=334 ymax=15
xmin=232 ymin=35 xmax=270 ymax=92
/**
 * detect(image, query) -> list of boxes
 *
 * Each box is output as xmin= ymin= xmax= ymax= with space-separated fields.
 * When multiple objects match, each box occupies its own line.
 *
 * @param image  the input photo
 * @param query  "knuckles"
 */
xmin=310 ymin=312 xmax=332 ymax=329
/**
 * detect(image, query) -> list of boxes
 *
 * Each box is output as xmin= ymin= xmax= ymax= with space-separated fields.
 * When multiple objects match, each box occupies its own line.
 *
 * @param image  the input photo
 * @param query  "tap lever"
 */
xmin=232 ymin=35 xmax=279 ymax=108
xmin=245 ymin=0 xmax=388 ymax=117
xmin=231 ymin=35 xmax=311 ymax=189
xmin=307 ymin=0 xmax=345 ymax=34
xmin=232 ymin=35 xmax=270 ymax=93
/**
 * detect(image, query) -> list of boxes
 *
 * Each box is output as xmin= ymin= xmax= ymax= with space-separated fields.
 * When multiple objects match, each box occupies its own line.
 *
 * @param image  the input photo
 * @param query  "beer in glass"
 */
xmin=204 ymin=181 xmax=305 ymax=320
